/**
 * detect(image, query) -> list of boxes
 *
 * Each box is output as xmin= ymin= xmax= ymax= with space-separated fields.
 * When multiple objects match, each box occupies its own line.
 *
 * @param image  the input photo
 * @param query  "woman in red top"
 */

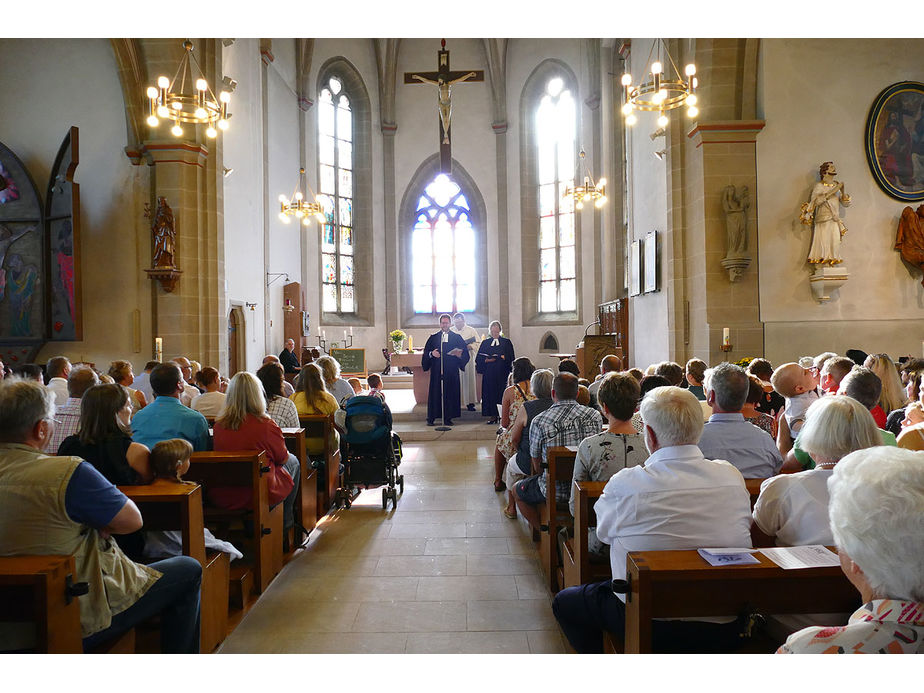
xmin=212 ymin=372 xmax=300 ymax=533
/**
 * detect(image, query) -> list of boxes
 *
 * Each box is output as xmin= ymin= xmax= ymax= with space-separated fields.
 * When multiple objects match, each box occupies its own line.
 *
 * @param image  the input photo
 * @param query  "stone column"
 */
xmin=686 ymin=120 xmax=765 ymax=366
xmin=382 ymin=125 xmax=398 ymax=331
xmin=494 ymin=121 xmax=510 ymax=332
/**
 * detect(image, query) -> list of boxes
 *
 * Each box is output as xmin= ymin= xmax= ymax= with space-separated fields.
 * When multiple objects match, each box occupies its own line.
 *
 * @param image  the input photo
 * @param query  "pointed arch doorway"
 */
xmin=228 ymin=305 xmax=246 ymax=376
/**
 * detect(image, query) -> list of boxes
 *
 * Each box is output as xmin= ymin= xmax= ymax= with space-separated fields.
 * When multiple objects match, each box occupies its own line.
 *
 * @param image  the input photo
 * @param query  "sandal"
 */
xmin=494 ymin=480 xmax=506 ymax=492
xmin=503 ymin=508 xmax=517 ymax=520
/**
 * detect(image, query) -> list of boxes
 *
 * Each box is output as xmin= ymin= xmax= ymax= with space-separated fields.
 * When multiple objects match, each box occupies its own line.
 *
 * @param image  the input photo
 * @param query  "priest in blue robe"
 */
xmin=475 ymin=320 xmax=515 ymax=424
xmin=421 ymin=314 xmax=470 ymax=426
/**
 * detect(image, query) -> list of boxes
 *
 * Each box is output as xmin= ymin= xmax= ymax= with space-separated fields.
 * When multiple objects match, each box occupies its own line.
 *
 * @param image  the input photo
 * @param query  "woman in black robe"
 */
xmin=476 ymin=320 xmax=515 ymax=424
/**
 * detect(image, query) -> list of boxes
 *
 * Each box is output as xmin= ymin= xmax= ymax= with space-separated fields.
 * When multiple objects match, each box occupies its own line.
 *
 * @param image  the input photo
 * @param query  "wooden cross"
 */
xmin=404 ymin=39 xmax=484 ymax=174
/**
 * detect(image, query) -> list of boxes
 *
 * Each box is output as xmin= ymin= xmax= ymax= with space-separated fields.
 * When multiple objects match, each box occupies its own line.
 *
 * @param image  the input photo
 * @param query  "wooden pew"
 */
xmin=282 ymin=427 xmax=317 ymax=543
xmin=745 ymin=478 xmax=764 ymax=508
xmin=619 ymin=547 xmax=859 ymax=653
xmin=299 ymin=414 xmax=340 ymax=518
xmin=561 ymin=480 xmax=610 ymax=590
xmin=185 ymin=450 xmax=281 ymax=595
xmin=538 ymin=446 xmax=578 ymax=593
xmin=0 ymin=555 xmax=83 ymax=653
xmin=118 ymin=479 xmax=230 ymax=653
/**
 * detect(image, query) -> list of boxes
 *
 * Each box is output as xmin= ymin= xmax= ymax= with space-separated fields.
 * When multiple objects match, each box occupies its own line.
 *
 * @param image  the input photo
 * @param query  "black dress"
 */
xmin=58 ymin=434 xmax=142 ymax=486
xmin=421 ymin=329 xmax=470 ymax=423
xmin=475 ymin=337 xmax=515 ymax=418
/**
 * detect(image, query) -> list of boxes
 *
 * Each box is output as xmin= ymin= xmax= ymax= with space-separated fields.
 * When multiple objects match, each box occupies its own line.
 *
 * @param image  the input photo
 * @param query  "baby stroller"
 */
xmin=335 ymin=395 xmax=404 ymax=510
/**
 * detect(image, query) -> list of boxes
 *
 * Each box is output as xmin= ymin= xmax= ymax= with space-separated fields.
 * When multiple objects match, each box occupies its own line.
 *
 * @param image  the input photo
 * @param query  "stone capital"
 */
xmin=141 ymin=140 xmax=210 ymax=168
xmin=687 ymin=120 xmax=766 ymax=148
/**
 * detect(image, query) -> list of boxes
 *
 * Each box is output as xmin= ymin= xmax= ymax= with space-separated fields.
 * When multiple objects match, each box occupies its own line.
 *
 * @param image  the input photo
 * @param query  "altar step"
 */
xmin=380 ymin=373 xmax=413 ymax=389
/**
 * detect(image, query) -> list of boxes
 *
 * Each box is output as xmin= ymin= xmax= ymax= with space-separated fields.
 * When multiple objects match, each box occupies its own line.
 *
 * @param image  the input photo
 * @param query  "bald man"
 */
xmin=263 ymin=355 xmax=295 ymax=396
xmin=588 ymin=354 xmax=623 ymax=411
xmin=171 ymin=357 xmax=201 ymax=408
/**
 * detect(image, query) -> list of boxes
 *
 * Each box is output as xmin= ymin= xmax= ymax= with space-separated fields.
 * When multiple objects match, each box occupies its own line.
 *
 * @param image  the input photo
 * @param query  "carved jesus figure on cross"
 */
xmin=404 ymin=39 xmax=484 ymax=174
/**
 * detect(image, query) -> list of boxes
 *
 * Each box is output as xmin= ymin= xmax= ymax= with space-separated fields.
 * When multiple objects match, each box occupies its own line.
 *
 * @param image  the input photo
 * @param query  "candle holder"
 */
xmin=720 ymin=343 xmax=733 ymax=362
xmin=316 ymin=333 xmax=353 ymax=354
xmin=316 ymin=335 xmax=329 ymax=354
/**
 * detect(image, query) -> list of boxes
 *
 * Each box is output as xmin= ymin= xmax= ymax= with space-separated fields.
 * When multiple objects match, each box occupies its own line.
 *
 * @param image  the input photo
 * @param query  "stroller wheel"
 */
xmin=382 ymin=487 xmax=388 ymax=510
xmin=399 ymin=475 xmax=404 ymax=494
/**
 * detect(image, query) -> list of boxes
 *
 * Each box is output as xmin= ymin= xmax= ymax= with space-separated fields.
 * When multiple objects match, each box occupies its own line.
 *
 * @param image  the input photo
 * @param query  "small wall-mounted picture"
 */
xmin=629 ymin=239 xmax=642 ymax=297
xmin=644 ymin=230 xmax=659 ymax=293
xmin=865 ymin=81 xmax=924 ymax=202
xmin=301 ymin=310 xmax=310 ymax=337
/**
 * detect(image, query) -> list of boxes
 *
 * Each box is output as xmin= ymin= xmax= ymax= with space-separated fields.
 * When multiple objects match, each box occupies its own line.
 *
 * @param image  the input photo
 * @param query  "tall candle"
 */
xmin=322 ymin=329 xmax=326 ymax=340
xmin=408 ymin=335 xmax=413 ymax=351
xmin=722 ymin=328 xmax=730 ymax=346
xmin=350 ymin=326 xmax=353 ymax=336
xmin=155 ymin=337 xmax=163 ymax=362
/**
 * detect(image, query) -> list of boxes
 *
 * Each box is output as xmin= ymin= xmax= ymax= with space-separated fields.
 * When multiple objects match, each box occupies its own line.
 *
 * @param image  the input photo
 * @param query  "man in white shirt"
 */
xmin=552 ymin=386 xmax=753 ymax=653
xmin=45 ymin=365 xmax=99 ymax=453
xmin=190 ymin=367 xmax=226 ymax=418
xmin=44 ymin=355 xmax=71 ymax=406
xmin=171 ymin=357 xmax=201 ymax=408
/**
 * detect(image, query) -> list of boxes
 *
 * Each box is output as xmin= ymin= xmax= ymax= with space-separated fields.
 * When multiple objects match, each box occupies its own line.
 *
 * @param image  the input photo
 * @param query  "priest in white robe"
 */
xmin=452 ymin=312 xmax=480 ymax=412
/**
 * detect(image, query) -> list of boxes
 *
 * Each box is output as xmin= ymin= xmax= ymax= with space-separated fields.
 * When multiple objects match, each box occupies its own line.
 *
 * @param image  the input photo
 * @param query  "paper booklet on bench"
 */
xmin=758 ymin=545 xmax=839 ymax=570
xmin=697 ymin=548 xmax=760 ymax=566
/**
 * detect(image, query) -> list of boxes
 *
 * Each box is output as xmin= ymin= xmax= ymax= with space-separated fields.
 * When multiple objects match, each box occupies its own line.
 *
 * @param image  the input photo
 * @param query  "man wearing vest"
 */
xmin=0 ymin=377 xmax=202 ymax=653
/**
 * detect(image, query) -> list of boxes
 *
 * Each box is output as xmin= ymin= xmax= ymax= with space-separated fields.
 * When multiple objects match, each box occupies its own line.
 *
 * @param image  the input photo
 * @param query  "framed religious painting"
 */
xmin=865 ymin=81 xmax=924 ymax=202
xmin=629 ymin=238 xmax=642 ymax=296
xmin=644 ymin=230 xmax=659 ymax=293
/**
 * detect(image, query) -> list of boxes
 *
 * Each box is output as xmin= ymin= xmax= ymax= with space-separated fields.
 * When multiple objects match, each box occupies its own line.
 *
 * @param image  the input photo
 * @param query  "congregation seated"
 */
xmin=897 ymin=372 xmax=924 ymax=451
xmin=770 ymin=362 xmax=820 ymax=450
xmin=629 ymin=374 xmax=670 ymax=434
xmin=109 ymin=360 xmax=147 ymax=412
xmin=753 ymin=396 xmax=882 ymax=547
xmin=552 ymin=386 xmax=752 ymax=653
xmin=502 ymin=368 xmax=553 ymax=519
xmin=15 ymin=363 xmax=44 ymax=383
xmin=131 ymin=363 xmax=210 ymax=452
xmin=654 ymin=360 xmax=684 ymax=387
xmin=782 ymin=366 xmax=896 ymax=473
xmin=171 ymin=357 xmax=202 ymax=408
xmin=576 ymin=385 xmax=591 ymax=406
xmin=746 ymin=358 xmax=785 ymax=417
xmin=587 ymin=354 xmax=622 ymax=410
xmin=863 ymin=353 xmax=905 ymax=428
xmin=347 ymin=377 xmax=363 ymax=396
xmin=211 ymin=372 xmax=300 ymax=533
xmin=513 ymin=372 xmax=604 ymax=529
xmin=0 ymin=377 xmax=201 ymax=653
xmin=818 ymin=355 xmax=854 ymax=396
xmin=742 ymin=374 xmax=777 ymax=439
xmin=568 ymin=372 xmax=648 ymax=558
xmin=316 ymin=355 xmax=354 ymax=407
xmin=887 ymin=362 xmax=924 ymax=437
xmin=190 ymin=367 xmax=226 ymax=418
xmin=626 ymin=368 xmax=643 ymax=383
xmin=777 ymin=446 xmax=924 ymax=654
xmin=45 ymin=356 xmax=71 ymax=406
xmin=557 ymin=359 xmax=580 ymax=377
xmin=45 ymin=365 xmax=98 ymax=453
xmin=698 ymin=363 xmax=783 ymax=479
xmin=365 ymin=372 xmax=386 ymax=402
xmin=290 ymin=363 xmax=340 ymax=456
xmin=132 ymin=360 xmax=159 ymax=404
xmin=257 ymin=362 xmax=299 ymax=428
xmin=492 ymin=357 xmax=536 ymax=492
xmin=684 ymin=358 xmax=707 ymax=401
xmin=263 ymin=354 xmax=295 ymax=397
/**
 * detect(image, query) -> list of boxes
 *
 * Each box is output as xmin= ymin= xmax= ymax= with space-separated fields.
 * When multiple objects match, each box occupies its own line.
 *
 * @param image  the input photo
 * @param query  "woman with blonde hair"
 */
xmin=290 ymin=363 xmax=340 ymax=456
xmin=315 ymin=355 xmax=354 ymax=406
xmin=863 ymin=353 xmax=907 ymax=426
xmin=212 ymin=372 xmax=300 ymax=534
xmin=108 ymin=360 xmax=147 ymax=412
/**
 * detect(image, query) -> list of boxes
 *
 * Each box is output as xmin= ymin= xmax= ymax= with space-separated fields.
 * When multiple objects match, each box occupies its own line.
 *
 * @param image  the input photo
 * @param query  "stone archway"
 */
xmin=228 ymin=305 xmax=246 ymax=376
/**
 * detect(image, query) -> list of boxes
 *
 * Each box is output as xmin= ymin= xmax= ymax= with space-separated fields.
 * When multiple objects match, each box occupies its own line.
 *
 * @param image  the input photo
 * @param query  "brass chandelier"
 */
xmin=145 ymin=39 xmax=232 ymax=139
xmin=621 ymin=39 xmax=699 ymax=128
xmin=278 ymin=168 xmax=325 ymax=225
xmin=563 ymin=149 xmax=607 ymax=210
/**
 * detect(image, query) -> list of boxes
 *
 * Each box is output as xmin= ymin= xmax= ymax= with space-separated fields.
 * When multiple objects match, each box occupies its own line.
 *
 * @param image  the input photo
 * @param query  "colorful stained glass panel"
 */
xmin=340 ymin=226 xmax=352 ymax=255
xmin=322 ymin=253 xmax=336 ymax=283
xmin=340 ymin=255 xmax=353 ymax=285
xmin=338 ymin=199 xmax=352 ymax=227
xmin=322 ymin=224 xmax=335 ymax=252
xmin=541 ymin=248 xmax=556 ymax=281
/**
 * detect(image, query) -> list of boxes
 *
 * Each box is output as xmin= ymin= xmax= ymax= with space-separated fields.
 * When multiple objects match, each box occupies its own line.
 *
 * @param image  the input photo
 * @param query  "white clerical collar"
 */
xmin=441 ymin=331 xmax=449 ymax=342
xmin=491 ymin=338 xmax=499 ymax=346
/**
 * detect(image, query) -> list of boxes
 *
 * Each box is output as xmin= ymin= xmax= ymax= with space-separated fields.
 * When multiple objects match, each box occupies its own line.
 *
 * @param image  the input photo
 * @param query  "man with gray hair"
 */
xmin=698 ymin=362 xmax=783 ymax=478
xmin=45 ymin=355 xmax=71 ymax=406
xmin=0 ymin=377 xmax=202 ymax=652
xmin=45 ymin=365 xmax=99 ymax=453
xmin=552 ymin=386 xmax=752 ymax=653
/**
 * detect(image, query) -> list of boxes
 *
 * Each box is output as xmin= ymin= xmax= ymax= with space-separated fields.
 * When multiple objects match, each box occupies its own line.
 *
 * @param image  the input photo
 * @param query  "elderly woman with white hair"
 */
xmin=778 ymin=446 xmax=924 ymax=653
xmin=753 ymin=396 xmax=882 ymax=547
xmin=315 ymin=355 xmax=355 ymax=407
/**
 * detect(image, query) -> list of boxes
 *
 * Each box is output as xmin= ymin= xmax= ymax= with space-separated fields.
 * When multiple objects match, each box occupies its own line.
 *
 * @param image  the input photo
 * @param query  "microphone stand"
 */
xmin=435 ymin=330 xmax=452 ymax=431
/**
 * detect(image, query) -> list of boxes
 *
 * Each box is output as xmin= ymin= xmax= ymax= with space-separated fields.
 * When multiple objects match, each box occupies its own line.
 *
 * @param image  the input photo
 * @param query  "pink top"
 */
xmin=211 ymin=415 xmax=294 ymax=508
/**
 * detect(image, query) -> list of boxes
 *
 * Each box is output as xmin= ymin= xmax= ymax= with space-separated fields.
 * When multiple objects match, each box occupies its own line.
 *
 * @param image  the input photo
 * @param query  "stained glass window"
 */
xmin=319 ymin=76 xmax=354 ymax=313
xmin=536 ymin=76 xmax=577 ymax=313
xmin=411 ymin=174 xmax=476 ymax=315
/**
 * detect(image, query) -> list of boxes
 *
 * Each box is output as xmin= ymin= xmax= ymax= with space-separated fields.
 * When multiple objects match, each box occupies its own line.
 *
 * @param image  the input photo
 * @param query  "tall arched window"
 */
xmin=536 ymin=76 xmax=576 ymax=313
xmin=412 ymin=174 xmax=475 ymax=314
xmin=318 ymin=75 xmax=354 ymax=313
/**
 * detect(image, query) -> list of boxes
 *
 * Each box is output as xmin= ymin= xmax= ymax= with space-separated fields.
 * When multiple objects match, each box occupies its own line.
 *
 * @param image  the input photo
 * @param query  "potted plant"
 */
xmin=389 ymin=329 xmax=407 ymax=353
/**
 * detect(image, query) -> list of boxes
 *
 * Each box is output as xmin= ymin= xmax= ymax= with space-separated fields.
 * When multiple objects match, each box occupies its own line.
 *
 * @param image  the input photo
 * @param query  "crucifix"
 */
xmin=404 ymin=39 xmax=484 ymax=174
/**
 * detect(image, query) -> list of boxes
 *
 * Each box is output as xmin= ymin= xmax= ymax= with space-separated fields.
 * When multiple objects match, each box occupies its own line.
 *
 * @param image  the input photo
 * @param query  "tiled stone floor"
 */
xmin=218 ymin=440 xmax=566 ymax=654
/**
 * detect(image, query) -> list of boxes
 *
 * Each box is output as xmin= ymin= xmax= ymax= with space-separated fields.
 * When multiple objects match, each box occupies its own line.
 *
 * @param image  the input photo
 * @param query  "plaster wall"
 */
xmin=758 ymin=38 xmax=924 ymax=364
xmin=0 ymin=38 xmax=150 ymax=372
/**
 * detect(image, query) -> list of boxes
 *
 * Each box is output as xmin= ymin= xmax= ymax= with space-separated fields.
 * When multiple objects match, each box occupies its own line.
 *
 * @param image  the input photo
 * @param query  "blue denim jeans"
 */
xmin=282 ymin=452 xmax=300 ymax=530
xmin=82 ymin=555 xmax=202 ymax=653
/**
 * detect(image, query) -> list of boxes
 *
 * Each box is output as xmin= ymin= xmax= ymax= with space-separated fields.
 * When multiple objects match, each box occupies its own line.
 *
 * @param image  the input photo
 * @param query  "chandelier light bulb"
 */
xmin=156 ymin=105 xmax=169 ymax=118
xmin=657 ymin=113 xmax=669 ymax=128
xmin=686 ymin=93 xmax=698 ymax=106
xmin=278 ymin=194 xmax=287 ymax=203
xmin=595 ymin=197 xmax=606 ymax=208
xmin=146 ymin=86 xmax=159 ymax=99
xmin=157 ymin=76 xmax=170 ymax=89
xmin=194 ymin=107 xmax=207 ymax=120
xmin=278 ymin=212 xmax=287 ymax=222
xmin=652 ymin=90 xmax=664 ymax=105
xmin=687 ymin=106 xmax=699 ymax=118
xmin=575 ymin=201 xmax=584 ymax=210
xmin=598 ymin=177 xmax=607 ymax=187
xmin=621 ymin=73 xmax=632 ymax=86
xmin=219 ymin=91 xmax=231 ymax=103
xmin=295 ymin=192 xmax=303 ymax=201
xmin=295 ymin=209 xmax=304 ymax=218
xmin=146 ymin=115 xmax=159 ymax=128
xmin=171 ymin=101 xmax=182 ymax=111
xmin=651 ymin=61 xmax=662 ymax=74
xmin=195 ymin=78 xmax=208 ymax=92
xmin=685 ymin=64 xmax=696 ymax=76
xmin=170 ymin=123 xmax=183 ymax=137
xmin=692 ymin=77 xmax=699 ymax=89
xmin=626 ymin=113 xmax=637 ymax=126
xmin=206 ymin=126 xmax=217 ymax=138
xmin=621 ymin=102 xmax=633 ymax=116
xmin=217 ymin=119 xmax=229 ymax=131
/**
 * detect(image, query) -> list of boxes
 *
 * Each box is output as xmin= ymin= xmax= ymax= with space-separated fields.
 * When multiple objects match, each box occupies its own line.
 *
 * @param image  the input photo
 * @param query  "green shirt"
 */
xmin=792 ymin=428 xmax=897 ymax=470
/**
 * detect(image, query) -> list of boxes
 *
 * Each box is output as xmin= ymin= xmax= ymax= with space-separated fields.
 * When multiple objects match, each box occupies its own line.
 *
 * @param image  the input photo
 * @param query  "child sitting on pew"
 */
xmin=141 ymin=438 xmax=243 ymax=562
xmin=348 ymin=377 xmax=363 ymax=396
xmin=365 ymin=373 xmax=386 ymax=402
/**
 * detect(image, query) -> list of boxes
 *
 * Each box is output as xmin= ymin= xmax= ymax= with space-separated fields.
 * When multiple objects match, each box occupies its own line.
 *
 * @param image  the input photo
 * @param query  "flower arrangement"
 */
xmin=389 ymin=329 xmax=406 ymax=342
xmin=734 ymin=356 xmax=755 ymax=369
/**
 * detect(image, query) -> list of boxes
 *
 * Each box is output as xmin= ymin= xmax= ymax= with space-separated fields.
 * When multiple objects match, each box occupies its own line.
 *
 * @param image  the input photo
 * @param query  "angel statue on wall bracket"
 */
xmin=800 ymin=161 xmax=851 ymax=302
